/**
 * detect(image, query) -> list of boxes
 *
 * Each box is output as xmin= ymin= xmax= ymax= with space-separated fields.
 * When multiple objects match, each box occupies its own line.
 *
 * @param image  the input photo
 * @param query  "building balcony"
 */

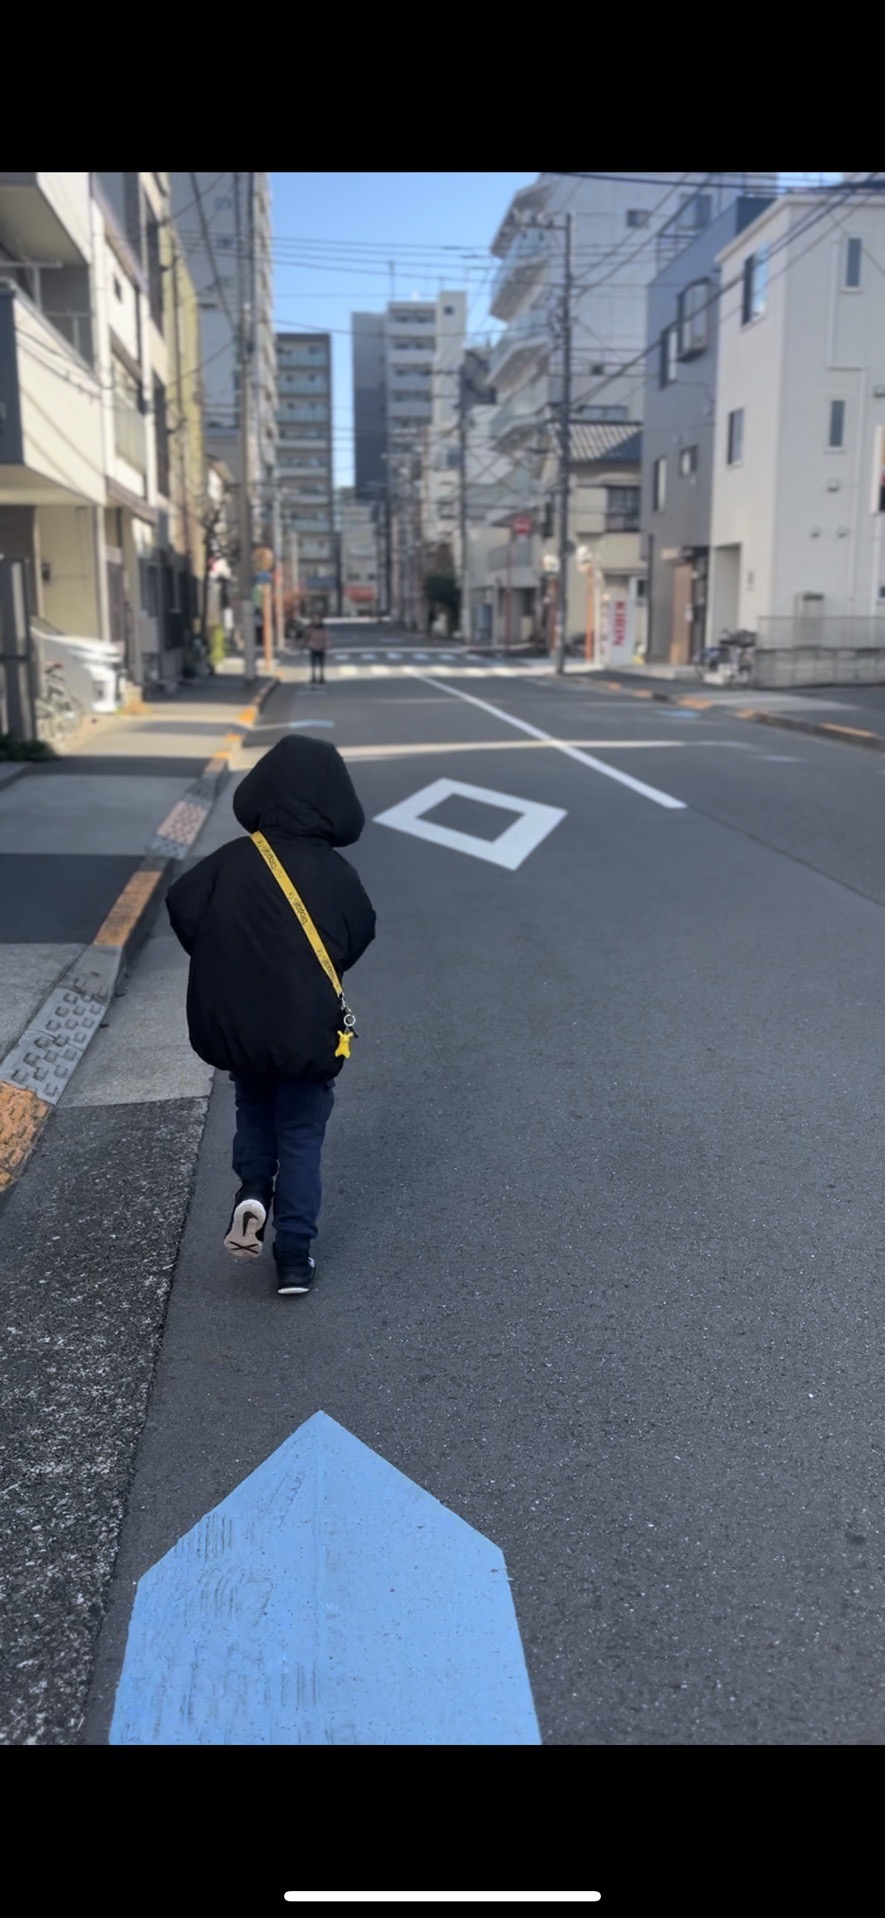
xmin=487 ymin=537 xmax=537 ymax=587
xmin=489 ymin=389 xmax=542 ymax=452
xmin=0 ymin=284 xmax=103 ymax=504
xmin=0 ymin=172 xmax=93 ymax=272
xmin=489 ymin=303 xmax=551 ymax=390
xmin=490 ymin=228 xmax=549 ymax=323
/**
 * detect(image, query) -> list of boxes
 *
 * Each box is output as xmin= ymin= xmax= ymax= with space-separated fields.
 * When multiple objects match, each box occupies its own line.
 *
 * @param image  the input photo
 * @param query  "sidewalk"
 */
xmin=558 ymin=660 xmax=885 ymax=750
xmin=0 ymin=664 xmax=277 ymax=1196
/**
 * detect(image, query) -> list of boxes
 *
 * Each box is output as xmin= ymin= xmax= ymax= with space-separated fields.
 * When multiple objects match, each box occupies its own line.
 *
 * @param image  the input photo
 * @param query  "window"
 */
xmin=627 ymin=209 xmax=650 ymax=228
xmin=154 ymin=377 xmax=170 ymax=495
xmin=845 ymin=237 xmax=863 ymax=289
xmin=741 ymin=248 xmax=768 ymax=325
xmin=605 ymin=486 xmax=640 ymax=531
xmin=677 ymin=280 xmax=709 ymax=358
xmin=146 ymin=215 xmax=163 ymax=331
xmin=828 ymin=399 xmax=846 ymax=449
xmin=659 ymin=326 xmax=677 ymax=387
xmin=727 ymin=408 xmax=744 ymax=465
xmin=653 ymin=456 xmax=667 ymax=512
xmin=679 ymin=445 xmax=698 ymax=478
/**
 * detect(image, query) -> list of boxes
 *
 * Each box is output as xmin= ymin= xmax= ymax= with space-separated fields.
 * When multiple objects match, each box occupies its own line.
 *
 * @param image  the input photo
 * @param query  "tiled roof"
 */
xmin=570 ymin=423 xmax=642 ymax=465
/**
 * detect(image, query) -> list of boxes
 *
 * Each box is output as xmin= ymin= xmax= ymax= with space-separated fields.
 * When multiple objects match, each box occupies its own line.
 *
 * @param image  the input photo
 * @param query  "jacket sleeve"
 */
xmin=166 ymin=845 xmax=229 ymax=955
xmin=340 ymin=870 xmax=376 ymax=973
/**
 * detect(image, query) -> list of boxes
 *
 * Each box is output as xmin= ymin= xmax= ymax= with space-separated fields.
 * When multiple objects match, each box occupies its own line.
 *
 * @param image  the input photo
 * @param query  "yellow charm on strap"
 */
xmin=335 ymin=1030 xmax=353 ymax=1059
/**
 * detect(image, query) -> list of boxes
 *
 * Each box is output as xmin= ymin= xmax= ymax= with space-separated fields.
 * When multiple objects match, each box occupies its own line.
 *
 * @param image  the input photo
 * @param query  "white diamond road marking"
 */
xmin=373 ymin=777 xmax=566 ymax=870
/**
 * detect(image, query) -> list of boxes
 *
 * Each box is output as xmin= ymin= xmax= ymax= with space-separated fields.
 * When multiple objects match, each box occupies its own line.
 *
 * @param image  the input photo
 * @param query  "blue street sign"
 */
xmin=109 ymin=1412 xmax=541 ymax=1746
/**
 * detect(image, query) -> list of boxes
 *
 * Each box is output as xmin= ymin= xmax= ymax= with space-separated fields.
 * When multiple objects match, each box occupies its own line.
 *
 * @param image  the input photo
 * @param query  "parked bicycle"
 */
xmin=697 ymin=628 xmax=756 ymax=686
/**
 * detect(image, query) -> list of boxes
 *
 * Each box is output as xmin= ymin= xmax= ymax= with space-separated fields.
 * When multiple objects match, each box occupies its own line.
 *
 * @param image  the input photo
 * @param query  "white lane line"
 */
xmin=412 ymin=673 xmax=687 ymax=811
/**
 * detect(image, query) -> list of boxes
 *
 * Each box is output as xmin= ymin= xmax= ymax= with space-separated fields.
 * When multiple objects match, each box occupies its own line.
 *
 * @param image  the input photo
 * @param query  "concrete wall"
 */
xmin=38 ymin=503 xmax=101 ymax=634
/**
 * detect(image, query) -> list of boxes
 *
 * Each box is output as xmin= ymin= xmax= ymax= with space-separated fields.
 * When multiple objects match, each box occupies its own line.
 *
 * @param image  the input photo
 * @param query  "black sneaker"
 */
xmin=223 ymin=1186 xmax=270 ymax=1259
xmin=275 ymin=1251 xmax=316 ymax=1296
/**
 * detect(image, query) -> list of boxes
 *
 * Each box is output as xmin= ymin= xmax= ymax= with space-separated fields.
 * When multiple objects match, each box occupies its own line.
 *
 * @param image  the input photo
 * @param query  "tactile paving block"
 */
xmin=0 ymin=985 xmax=107 ymax=1105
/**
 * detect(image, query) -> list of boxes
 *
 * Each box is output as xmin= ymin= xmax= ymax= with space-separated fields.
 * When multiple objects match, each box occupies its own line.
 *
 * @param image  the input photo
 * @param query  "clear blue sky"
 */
xmin=271 ymin=172 xmax=842 ymax=488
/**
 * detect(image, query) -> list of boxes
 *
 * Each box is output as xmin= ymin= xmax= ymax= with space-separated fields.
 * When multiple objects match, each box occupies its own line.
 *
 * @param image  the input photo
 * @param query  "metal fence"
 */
xmin=754 ymin=617 xmax=885 ymax=687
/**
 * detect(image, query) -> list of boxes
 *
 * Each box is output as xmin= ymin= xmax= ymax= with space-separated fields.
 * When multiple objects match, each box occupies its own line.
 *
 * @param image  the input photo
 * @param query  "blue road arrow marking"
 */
xmin=109 ymin=1412 xmax=540 ymax=1746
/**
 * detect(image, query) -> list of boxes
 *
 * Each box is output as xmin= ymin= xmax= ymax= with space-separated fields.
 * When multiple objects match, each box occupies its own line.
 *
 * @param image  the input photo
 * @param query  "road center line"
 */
xmin=412 ymin=673 xmax=687 ymax=811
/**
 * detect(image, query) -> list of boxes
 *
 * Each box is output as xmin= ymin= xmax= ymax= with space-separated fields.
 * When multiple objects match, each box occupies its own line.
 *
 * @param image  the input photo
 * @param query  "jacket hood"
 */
xmin=233 ymin=736 xmax=365 ymax=846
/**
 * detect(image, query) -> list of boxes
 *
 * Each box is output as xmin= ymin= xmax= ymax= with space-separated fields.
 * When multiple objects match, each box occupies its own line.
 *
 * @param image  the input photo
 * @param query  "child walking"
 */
xmin=166 ymin=736 xmax=376 ymax=1296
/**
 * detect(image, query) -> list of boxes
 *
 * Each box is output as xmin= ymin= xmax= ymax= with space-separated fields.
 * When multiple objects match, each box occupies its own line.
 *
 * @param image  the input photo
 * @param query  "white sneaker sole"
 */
xmin=277 ymin=1259 xmax=315 ymax=1295
xmin=224 ymin=1199 xmax=267 ymax=1259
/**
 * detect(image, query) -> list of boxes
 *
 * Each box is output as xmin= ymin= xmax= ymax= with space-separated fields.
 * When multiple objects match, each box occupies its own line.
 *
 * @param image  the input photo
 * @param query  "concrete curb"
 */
xmin=563 ymin=670 xmax=885 ymax=751
xmin=0 ymin=677 xmax=279 ymax=1199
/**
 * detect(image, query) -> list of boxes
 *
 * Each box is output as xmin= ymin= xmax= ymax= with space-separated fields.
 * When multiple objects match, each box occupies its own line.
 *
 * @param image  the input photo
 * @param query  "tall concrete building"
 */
xmin=170 ymin=172 xmax=276 ymax=547
xmin=276 ymin=331 xmax=335 ymax=611
xmin=487 ymin=173 xmax=778 ymax=501
xmin=352 ymin=294 xmax=464 ymax=491
xmin=352 ymin=294 xmax=465 ymax=620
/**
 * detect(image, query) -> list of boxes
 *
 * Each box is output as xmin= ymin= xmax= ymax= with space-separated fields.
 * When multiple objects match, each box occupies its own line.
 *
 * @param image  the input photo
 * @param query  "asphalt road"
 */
xmin=6 ymin=624 xmax=885 ymax=1753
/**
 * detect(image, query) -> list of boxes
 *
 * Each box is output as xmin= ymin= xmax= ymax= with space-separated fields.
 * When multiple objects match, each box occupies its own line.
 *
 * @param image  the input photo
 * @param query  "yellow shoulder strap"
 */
xmin=251 ymin=830 xmax=343 ymax=999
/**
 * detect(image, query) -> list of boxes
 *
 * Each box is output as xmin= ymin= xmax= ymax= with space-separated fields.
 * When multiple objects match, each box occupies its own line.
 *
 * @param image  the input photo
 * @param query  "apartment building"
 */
xmin=336 ymin=487 xmax=378 ymax=615
xmin=710 ymin=186 xmax=885 ymax=681
xmin=0 ymin=171 xmax=195 ymax=694
xmin=423 ymin=291 xmax=467 ymax=568
xmin=487 ymin=173 xmax=778 ymax=506
xmin=170 ymin=172 xmax=276 ymax=550
xmin=0 ymin=171 xmax=105 ymax=654
xmin=641 ymin=191 xmax=775 ymax=664
xmin=276 ymin=331 xmax=335 ymax=613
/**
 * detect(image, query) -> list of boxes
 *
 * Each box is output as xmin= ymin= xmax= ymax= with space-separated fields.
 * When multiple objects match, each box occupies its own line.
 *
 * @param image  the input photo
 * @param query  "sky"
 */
xmin=270 ymin=172 xmax=843 ymax=489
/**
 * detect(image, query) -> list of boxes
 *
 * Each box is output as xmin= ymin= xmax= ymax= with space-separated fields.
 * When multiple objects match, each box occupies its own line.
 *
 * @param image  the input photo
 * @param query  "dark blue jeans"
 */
xmin=231 ymin=1076 xmax=335 ymax=1262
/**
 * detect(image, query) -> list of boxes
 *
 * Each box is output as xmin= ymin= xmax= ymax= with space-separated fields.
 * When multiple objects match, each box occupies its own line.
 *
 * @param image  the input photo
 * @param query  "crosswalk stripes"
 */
xmin=324 ymin=653 xmax=551 ymax=683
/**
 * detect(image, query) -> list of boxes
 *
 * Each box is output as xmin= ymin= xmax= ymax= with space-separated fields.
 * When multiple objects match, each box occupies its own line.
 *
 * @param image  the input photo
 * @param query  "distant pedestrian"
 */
xmin=166 ymin=736 xmax=376 ymax=1297
xmin=306 ymin=614 xmax=329 ymax=687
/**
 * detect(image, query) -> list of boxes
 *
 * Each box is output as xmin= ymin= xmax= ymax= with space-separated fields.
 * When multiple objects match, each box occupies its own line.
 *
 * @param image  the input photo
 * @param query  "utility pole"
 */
xmin=238 ymin=295 xmax=254 ymax=680
xmin=556 ymin=210 xmax=573 ymax=676
xmin=458 ymin=366 xmax=469 ymax=642
xmin=171 ymin=241 xmax=194 ymax=645
xmin=273 ymin=487 xmax=284 ymax=658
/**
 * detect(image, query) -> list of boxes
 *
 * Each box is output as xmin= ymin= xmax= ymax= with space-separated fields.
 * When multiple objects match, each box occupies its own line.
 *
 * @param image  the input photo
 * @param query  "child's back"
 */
xmin=166 ymin=736 xmax=376 ymax=1294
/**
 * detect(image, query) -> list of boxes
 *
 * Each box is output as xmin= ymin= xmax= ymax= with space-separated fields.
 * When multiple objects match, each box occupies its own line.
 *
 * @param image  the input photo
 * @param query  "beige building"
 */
xmin=0 ymin=172 xmax=105 ymax=643
xmin=539 ymin=422 xmax=646 ymax=659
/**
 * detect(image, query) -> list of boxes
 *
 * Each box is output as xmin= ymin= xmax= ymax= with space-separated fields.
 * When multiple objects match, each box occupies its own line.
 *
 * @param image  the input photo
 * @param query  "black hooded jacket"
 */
xmin=166 ymin=736 xmax=376 ymax=1082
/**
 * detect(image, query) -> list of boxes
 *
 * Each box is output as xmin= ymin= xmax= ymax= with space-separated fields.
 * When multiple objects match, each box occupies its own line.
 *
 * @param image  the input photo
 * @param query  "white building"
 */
xmin=277 ymin=331 xmax=335 ymax=612
xmin=710 ymin=188 xmax=885 ymax=679
xmin=0 ymin=171 xmax=186 ymax=695
xmin=423 ymin=291 xmax=467 ymax=561
xmin=170 ymin=172 xmax=276 ymax=550
xmin=487 ymin=173 xmax=777 ymax=492
xmin=336 ymin=487 xmax=378 ymax=615
xmin=0 ymin=172 xmax=105 ymax=645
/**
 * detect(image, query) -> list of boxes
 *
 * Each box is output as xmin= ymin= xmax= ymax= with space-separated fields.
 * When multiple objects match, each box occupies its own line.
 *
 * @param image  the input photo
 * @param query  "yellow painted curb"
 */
xmin=0 ymin=1083 xmax=52 ymax=1191
xmin=237 ymin=705 xmax=257 ymax=726
xmin=94 ymin=867 xmax=163 ymax=948
xmin=819 ymin=722 xmax=878 ymax=740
